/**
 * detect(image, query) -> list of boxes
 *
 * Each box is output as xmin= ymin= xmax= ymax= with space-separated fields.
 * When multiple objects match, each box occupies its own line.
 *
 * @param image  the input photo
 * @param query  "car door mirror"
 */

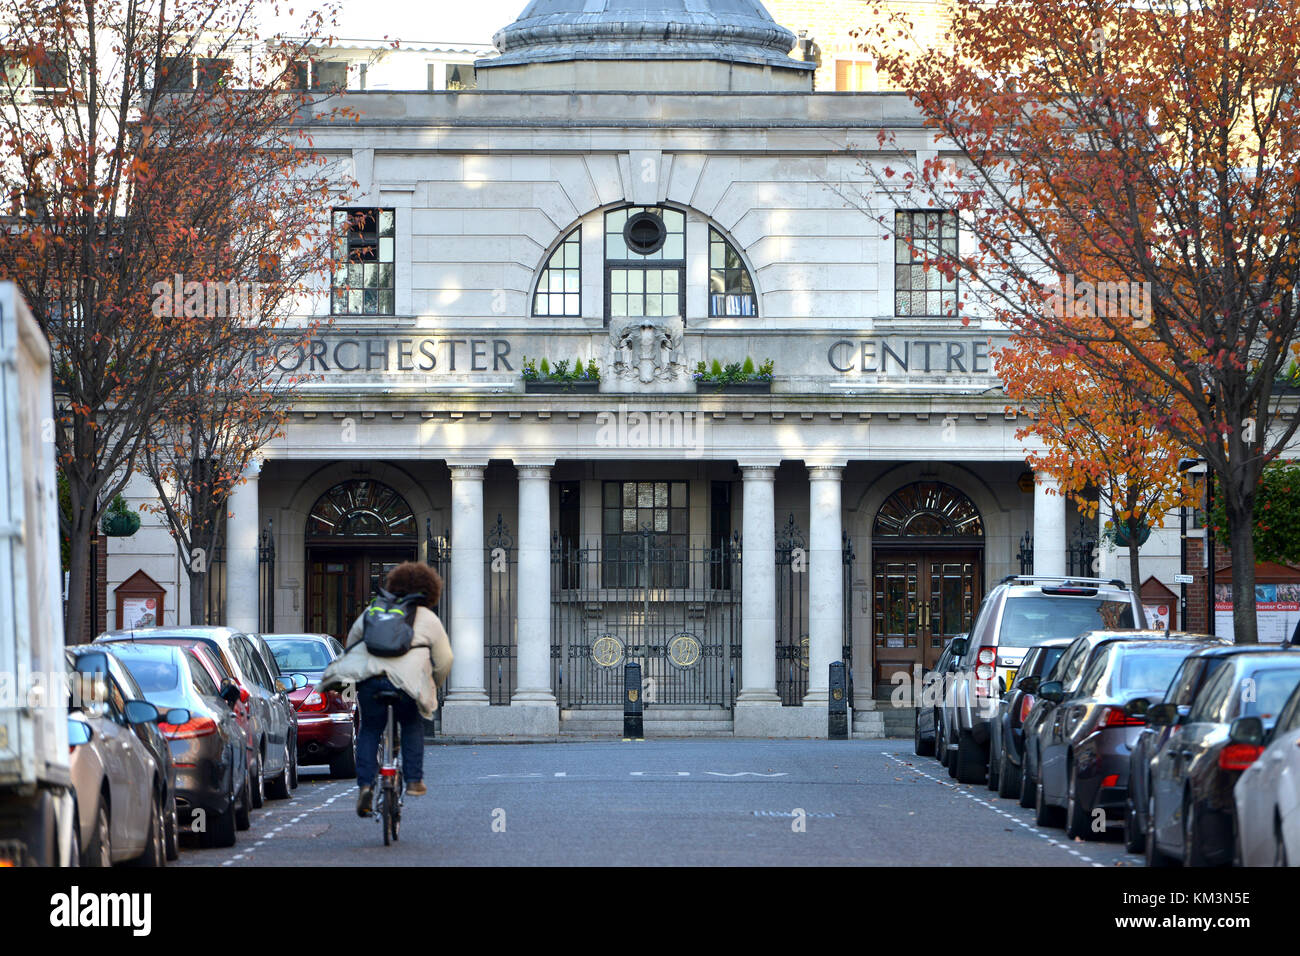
xmin=219 ymin=678 xmax=241 ymax=707
xmin=950 ymin=637 xmax=969 ymax=657
xmin=162 ymin=708 xmax=191 ymax=726
xmin=1124 ymin=696 xmax=1154 ymax=719
xmin=123 ymin=699 xmax=161 ymax=725
xmin=1228 ymin=715 xmax=1265 ymax=747
xmin=275 ymin=678 xmax=290 ymax=694
xmin=1017 ymin=676 xmax=1041 ymax=694
xmin=67 ymin=717 xmax=92 ymax=747
xmin=1146 ymin=702 xmax=1178 ymax=726
xmin=1039 ymin=680 xmax=1064 ymax=704
xmin=292 ymin=673 xmax=309 ymax=690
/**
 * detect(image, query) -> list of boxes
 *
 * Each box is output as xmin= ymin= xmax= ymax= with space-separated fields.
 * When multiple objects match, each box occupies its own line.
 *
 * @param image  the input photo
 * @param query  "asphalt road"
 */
xmin=176 ymin=739 xmax=1140 ymax=867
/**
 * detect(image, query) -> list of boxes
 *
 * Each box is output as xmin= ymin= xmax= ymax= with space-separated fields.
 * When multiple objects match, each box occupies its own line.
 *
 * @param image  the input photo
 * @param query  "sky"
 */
xmin=254 ymin=0 xmax=529 ymax=45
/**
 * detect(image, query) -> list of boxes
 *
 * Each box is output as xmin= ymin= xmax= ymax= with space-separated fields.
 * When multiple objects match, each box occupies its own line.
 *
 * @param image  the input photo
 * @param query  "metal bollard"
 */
xmin=624 ymin=660 xmax=644 ymax=739
xmin=828 ymin=661 xmax=849 ymax=739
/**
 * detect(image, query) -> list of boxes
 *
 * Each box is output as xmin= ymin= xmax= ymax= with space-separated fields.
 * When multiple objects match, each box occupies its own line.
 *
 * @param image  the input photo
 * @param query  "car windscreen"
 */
xmin=269 ymin=639 xmax=333 ymax=671
xmin=110 ymin=649 xmax=190 ymax=709
xmin=998 ymin=596 xmax=1135 ymax=646
xmin=1240 ymin=666 xmax=1300 ymax=721
xmin=1109 ymin=647 xmax=1196 ymax=696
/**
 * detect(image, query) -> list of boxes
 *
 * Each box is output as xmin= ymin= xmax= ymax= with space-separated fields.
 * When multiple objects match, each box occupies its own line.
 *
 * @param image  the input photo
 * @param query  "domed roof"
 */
xmin=487 ymin=0 xmax=809 ymax=71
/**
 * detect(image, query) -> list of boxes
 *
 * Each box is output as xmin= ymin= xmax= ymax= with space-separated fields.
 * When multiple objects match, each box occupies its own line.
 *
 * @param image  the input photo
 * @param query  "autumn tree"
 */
xmin=998 ymin=334 xmax=1194 ymax=591
xmin=0 ymin=0 xmax=348 ymax=640
xmin=855 ymin=0 xmax=1300 ymax=642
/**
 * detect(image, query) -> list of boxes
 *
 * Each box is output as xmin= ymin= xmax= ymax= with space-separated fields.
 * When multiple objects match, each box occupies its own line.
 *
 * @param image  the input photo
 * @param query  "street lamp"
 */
xmin=1178 ymin=457 xmax=1213 ymax=636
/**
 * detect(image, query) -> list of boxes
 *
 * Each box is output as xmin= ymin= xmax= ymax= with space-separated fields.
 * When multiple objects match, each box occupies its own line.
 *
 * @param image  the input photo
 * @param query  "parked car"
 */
xmin=1233 ymin=676 xmax=1300 ymax=866
xmin=104 ymin=641 xmax=253 ymax=848
xmin=942 ymin=575 xmax=1144 ymax=784
xmin=914 ymin=636 xmax=959 ymax=758
xmin=1124 ymin=644 xmax=1283 ymax=853
xmin=65 ymin=652 xmax=169 ymax=866
xmin=1033 ymin=638 xmax=1214 ymax=838
xmin=247 ymin=632 xmax=307 ymax=794
xmin=1145 ymin=650 xmax=1300 ymax=866
xmin=97 ymin=627 xmax=294 ymax=806
xmin=263 ymin=633 xmax=358 ymax=777
xmin=988 ymin=637 xmax=1072 ymax=799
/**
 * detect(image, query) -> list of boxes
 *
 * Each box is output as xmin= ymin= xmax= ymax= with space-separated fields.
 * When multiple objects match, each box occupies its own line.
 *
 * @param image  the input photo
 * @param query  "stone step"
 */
xmin=560 ymin=721 xmax=735 ymax=736
xmin=560 ymin=709 xmax=733 ymax=721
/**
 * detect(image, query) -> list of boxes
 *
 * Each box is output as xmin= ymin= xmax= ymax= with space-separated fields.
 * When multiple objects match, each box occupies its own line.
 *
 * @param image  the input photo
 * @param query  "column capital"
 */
xmin=515 ymin=463 xmax=554 ymax=480
xmin=807 ymin=463 xmax=845 ymax=481
xmin=449 ymin=463 xmax=488 ymax=480
xmin=242 ymin=458 xmax=263 ymax=479
xmin=740 ymin=464 xmax=779 ymax=481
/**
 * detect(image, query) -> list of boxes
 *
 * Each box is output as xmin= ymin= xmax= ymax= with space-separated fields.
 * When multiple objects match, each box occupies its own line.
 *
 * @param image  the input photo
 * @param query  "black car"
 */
xmin=988 ymin=637 xmax=1071 ymax=799
xmin=1145 ymin=650 xmax=1300 ymax=866
xmin=105 ymin=642 xmax=254 ymax=848
xmin=68 ymin=646 xmax=183 ymax=862
xmin=1122 ymin=644 xmax=1285 ymax=853
xmin=1033 ymin=639 xmax=1210 ymax=839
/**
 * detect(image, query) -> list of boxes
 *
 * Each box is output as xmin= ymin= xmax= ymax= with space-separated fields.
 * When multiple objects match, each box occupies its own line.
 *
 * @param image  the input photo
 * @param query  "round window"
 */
xmin=623 ymin=211 xmax=667 ymax=256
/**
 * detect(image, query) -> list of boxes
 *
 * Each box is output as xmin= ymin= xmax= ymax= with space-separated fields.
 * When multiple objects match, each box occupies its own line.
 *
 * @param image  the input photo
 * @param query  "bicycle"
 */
xmin=374 ymin=688 xmax=404 ymax=845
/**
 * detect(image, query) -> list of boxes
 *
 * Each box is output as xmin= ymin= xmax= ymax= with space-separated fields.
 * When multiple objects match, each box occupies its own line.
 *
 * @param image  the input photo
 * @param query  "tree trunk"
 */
xmin=1128 ymin=523 xmax=1143 ymax=620
xmin=188 ymin=567 xmax=208 ymax=627
xmin=1226 ymin=497 xmax=1259 ymax=644
xmin=64 ymin=516 xmax=91 ymax=645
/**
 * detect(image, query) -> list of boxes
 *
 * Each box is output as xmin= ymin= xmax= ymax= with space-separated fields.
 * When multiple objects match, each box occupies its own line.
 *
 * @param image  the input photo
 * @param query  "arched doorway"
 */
xmin=304 ymin=479 xmax=418 ymax=641
xmin=871 ymin=481 xmax=984 ymax=695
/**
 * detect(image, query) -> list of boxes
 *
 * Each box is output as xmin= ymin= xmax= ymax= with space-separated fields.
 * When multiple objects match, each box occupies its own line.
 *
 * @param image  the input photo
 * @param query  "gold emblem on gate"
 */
xmin=628 ymin=689 xmax=638 ymax=702
xmin=667 ymin=633 xmax=702 ymax=669
xmin=592 ymin=635 xmax=624 ymax=667
xmin=832 ymin=688 xmax=843 ymax=701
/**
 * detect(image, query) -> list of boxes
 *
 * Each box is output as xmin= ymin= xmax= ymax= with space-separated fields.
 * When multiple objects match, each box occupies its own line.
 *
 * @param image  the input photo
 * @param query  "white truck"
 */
xmin=0 ymin=281 xmax=78 ymax=865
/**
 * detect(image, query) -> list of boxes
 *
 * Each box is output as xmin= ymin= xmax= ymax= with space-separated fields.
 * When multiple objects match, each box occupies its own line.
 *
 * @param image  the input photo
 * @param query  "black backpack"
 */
xmin=360 ymin=588 xmax=424 ymax=657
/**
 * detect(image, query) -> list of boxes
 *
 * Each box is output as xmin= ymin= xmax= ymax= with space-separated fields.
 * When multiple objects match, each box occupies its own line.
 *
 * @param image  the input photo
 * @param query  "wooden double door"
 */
xmin=872 ymin=549 xmax=982 ymax=696
xmin=306 ymin=547 xmax=415 ymax=643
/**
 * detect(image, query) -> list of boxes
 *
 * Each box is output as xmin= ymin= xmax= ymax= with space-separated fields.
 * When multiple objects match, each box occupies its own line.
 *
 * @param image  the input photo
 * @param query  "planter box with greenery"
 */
xmin=693 ymin=357 xmax=773 ymax=393
xmin=522 ymin=357 xmax=601 ymax=393
xmin=100 ymin=495 xmax=141 ymax=537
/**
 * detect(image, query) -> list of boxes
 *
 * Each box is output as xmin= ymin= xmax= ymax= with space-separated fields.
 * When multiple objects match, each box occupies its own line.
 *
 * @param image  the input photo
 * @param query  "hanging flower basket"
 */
xmin=1104 ymin=520 xmax=1151 ymax=548
xmin=101 ymin=497 xmax=141 ymax=537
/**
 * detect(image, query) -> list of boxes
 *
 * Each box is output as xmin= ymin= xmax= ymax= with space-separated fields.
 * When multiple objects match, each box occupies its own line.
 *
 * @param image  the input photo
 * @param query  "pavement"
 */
xmin=176 ymin=738 xmax=1141 ymax=866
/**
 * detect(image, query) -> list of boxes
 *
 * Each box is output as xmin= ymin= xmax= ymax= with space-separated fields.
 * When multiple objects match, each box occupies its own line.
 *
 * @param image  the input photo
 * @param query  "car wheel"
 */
xmin=289 ymin=735 xmax=300 ymax=789
xmin=235 ymin=767 xmax=252 ymax=832
xmin=1182 ymin=793 xmax=1209 ymax=867
xmin=128 ymin=793 xmax=165 ymax=867
xmin=1036 ymin=776 xmax=1066 ymax=828
xmin=267 ymin=744 xmax=291 ymax=800
xmin=914 ymin=710 xmax=935 ymax=757
xmin=986 ymin=736 xmax=1001 ymax=792
xmin=85 ymin=800 xmax=111 ymax=867
xmin=997 ymin=746 xmax=1020 ymax=799
xmin=1019 ymin=755 xmax=1037 ymax=809
xmin=68 ymin=801 xmax=82 ymax=867
xmin=1277 ymin=816 xmax=1289 ymax=868
xmin=164 ymin=799 xmax=179 ymax=862
xmin=1123 ymin=794 xmax=1146 ymax=854
xmin=249 ymin=753 xmax=265 ymax=809
xmin=330 ymin=738 xmax=358 ymax=779
xmin=206 ymin=797 xmax=238 ymax=849
xmin=955 ymin=730 xmax=988 ymax=785
xmin=1144 ymin=794 xmax=1177 ymax=867
xmin=1064 ymin=760 xmax=1093 ymax=840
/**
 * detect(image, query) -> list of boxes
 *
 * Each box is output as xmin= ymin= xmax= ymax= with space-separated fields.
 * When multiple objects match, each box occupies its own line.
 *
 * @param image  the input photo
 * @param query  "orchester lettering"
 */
xmin=265 ymin=336 xmax=515 ymax=373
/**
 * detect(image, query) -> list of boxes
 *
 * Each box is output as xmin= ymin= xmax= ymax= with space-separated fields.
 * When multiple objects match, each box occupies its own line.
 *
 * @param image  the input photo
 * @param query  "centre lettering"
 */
xmin=267 ymin=337 xmax=515 ymax=374
xmin=826 ymin=338 xmax=991 ymax=375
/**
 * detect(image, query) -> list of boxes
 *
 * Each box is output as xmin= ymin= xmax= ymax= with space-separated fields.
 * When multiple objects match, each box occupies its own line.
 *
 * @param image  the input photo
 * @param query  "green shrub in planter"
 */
xmin=101 ymin=495 xmax=141 ymax=537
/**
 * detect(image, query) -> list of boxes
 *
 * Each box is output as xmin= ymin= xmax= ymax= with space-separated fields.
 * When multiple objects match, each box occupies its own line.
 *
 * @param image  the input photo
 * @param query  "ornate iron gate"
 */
xmin=551 ymin=527 xmax=741 ymax=707
xmin=775 ymin=515 xmax=808 ymax=705
xmin=258 ymin=518 xmax=275 ymax=632
xmin=484 ymin=515 xmax=517 ymax=704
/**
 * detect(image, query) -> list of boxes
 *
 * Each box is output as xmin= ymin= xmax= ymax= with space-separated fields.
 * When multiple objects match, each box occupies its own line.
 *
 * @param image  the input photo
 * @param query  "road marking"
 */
xmin=218 ymin=783 xmax=350 ymax=867
xmin=884 ymin=753 xmax=1105 ymax=868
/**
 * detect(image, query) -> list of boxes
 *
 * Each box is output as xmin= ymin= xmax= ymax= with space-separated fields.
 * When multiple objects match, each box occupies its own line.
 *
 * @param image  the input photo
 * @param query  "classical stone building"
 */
xmin=106 ymin=0 xmax=1190 ymax=736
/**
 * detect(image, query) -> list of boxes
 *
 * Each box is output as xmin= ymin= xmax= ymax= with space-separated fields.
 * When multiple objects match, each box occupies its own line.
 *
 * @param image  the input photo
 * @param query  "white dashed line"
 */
xmin=219 ymin=782 xmax=351 ymax=866
xmin=885 ymin=752 xmax=1105 ymax=867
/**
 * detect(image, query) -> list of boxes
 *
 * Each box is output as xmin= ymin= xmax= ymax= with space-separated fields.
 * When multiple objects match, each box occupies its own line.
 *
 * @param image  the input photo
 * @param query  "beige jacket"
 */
xmin=316 ymin=605 xmax=453 ymax=720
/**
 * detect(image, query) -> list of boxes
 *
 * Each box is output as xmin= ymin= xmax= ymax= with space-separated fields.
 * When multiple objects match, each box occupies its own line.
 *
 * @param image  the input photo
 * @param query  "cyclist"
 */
xmin=318 ymin=561 xmax=453 ymax=816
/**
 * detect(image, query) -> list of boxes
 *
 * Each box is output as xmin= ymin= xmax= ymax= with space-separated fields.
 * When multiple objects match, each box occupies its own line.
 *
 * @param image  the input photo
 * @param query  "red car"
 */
xmin=263 ymin=634 xmax=358 ymax=777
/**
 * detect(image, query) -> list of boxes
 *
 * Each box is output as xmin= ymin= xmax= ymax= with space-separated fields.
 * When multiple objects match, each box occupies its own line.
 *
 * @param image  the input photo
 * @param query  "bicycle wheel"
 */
xmin=382 ymin=782 xmax=394 ymax=845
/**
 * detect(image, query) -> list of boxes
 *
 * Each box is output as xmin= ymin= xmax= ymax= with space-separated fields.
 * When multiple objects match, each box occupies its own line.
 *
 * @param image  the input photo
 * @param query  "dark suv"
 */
xmin=940 ymin=575 xmax=1144 ymax=784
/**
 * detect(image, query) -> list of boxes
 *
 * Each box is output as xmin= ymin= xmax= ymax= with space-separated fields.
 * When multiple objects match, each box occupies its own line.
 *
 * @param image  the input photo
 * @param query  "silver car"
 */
xmin=1233 ymin=676 xmax=1300 ymax=866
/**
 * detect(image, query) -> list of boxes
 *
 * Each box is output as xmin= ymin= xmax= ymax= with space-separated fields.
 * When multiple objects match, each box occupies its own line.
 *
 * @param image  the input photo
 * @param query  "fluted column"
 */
xmin=446 ymin=464 xmax=488 ymax=704
xmin=1033 ymin=471 xmax=1067 ymax=577
xmin=225 ymin=460 xmax=261 ymax=633
xmin=513 ymin=464 xmax=556 ymax=706
xmin=737 ymin=465 xmax=780 ymax=705
xmin=804 ymin=465 xmax=844 ymax=705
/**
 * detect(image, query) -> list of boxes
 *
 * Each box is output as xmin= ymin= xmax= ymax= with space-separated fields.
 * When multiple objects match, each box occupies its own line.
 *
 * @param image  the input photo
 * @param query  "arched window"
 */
xmin=533 ymin=227 xmax=581 ymax=317
xmin=605 ymin=206 xmax=685 ymax=323
xmin=709 ymin=228 xmax=757 ymax=317
xmin=307 ymin=480 xmax=416 ymax=539
xmin=873 ymin=482 xmax=983 ymax=539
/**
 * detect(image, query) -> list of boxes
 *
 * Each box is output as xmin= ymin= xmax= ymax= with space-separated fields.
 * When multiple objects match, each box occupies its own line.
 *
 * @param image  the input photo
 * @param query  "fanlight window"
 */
xmin=533 ymin=227 xmax=581 ymax=317
xmin=307 ymin=480 xmax=416 ymax=539
xmin=873 ymin=482 xmax=983 ymax=538
xmin=708 ymin=228 xmax=757 ymax=317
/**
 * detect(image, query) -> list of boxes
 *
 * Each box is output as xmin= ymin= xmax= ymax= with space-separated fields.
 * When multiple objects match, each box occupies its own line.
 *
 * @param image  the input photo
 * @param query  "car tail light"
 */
xmin=1019 ymin=694 xmax=1036 ymax=723
xmin=160 ymin=716 xmax=218 ymax=739
xmin=1219 ymin=743 xmax=1264 ymax=771
xmin=298 ymin=691 xmax=327 ymax=713
xmin=238 ymin=685 xmax=250 ymax=704
xmin=975 ymin=648 xmax=996 ymax=681
xmin=1100 ymin=707 xmax=1146 ymax=727
xmin=1102 ymin=774 xmax=1119 ymax=788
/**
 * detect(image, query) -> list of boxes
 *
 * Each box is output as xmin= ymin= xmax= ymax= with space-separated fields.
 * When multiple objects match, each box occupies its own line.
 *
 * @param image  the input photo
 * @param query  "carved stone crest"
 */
xmin=608 ymin=317 xmax=686 ymax=384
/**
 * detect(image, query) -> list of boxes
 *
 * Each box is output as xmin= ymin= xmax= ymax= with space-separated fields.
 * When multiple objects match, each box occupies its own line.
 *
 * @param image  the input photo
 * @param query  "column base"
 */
xmin=440 ymin=701 xmax=558 ymax=736
xmin=734 ymin=700 xmax=828 ymax=738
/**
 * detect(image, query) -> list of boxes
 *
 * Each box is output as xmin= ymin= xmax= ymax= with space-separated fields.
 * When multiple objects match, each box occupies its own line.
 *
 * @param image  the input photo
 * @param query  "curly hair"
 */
xmin=384 ymin=561 xmax=443 ymax=610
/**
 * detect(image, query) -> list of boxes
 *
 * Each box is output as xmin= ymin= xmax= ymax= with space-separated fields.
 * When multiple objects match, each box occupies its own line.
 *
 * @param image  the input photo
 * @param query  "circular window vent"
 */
xmin=623 ymin=211 xmax=667 ymax=256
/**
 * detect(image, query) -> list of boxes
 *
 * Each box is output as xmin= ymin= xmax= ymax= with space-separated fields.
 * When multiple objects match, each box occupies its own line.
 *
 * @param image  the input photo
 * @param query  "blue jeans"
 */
xmin=355 ymin=676 xmax=424 ymax=788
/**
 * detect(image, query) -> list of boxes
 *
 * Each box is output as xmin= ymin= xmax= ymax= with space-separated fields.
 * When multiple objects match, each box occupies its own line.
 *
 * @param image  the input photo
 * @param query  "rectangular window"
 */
xmin=313 ymin=60 xmax=347 ymax=90
xmin=446 ymin=63 xmax=476 ymax=90
xmin=331 ymin=208 xmax=396 ymax=315
xmin=835 ymin=58 xmax=876 ymax=92
xmin=601 ymin=480 xmax=689 ymax=588
xmin=894 ymin=210 xmax=958 ymax=317
xmin=286 ymin=60 xmax=309 ymax=90
xmin=605 ymin=207 xmax=686 ymax=324
xmin=195 ymin=58 xmax=231 ymax=90
xmin=558 ymin=481 xmax=580 ymax=589
xmin=710 ymin=481 xmax=733 ymax=590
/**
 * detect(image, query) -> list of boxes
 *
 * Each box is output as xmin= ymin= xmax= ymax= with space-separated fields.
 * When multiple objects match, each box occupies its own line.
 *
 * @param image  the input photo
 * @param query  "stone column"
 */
xmin=511 ymin=464 xmax=559 ymax=733
xmin=1033 ymin=471 xmax=1067 ymax=577
xmin=805 ymin=465 xmax=844 ymax=705
xmin=735 ymin=465 xmax=781 ymax=719
xmin=225 ymin=460 xmax=261 ymax=633
xmin=444 ymin=464 xmax=488 ymax=706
